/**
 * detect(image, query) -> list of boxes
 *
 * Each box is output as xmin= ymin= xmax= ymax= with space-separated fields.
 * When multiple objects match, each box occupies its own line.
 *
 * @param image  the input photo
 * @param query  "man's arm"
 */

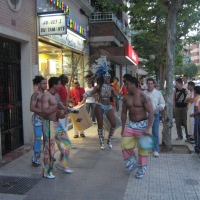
xmin=159 ymin=92 xmax=165 ymax=110
xmin=111 ymin=87 xmax=121 ymax=99
xmin=30 ymin=92 xmax=42 ymax=114
xmin=121 ymin=96 xmax=127 ymax=136
xmin=173 ymin=90 xmax=176 ymax=109
xmin=141 ymin=94 xmax=154 ymax=134
xmin=41 ymin=94 xmax=57 ymax=115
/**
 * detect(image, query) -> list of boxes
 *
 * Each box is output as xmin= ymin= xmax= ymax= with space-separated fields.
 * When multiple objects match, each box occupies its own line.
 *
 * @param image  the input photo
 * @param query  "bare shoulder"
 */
xmin=140 ymin=91 xmax=149 ymax=104
xmin=122 ymin=93 xmax=130 ymax=102
xmin=31 ymin=91 xmax=39 ymax=101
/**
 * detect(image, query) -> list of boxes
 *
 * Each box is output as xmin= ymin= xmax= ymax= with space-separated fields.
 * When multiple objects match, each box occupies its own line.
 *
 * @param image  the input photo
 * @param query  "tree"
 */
xmin=123 ymin=0 xmax=200 ymax=151
xmin=183 ymin=63 xmax=198 ymax=79
xmin=95 ymin=0 xmax=200 ymax=151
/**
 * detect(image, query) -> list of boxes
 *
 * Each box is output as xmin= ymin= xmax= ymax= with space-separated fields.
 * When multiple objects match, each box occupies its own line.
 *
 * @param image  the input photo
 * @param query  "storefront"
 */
xmin=38 ymin=33 xmax=89 ymax=87
xmin=37 ymin=0 xmax=89 ymax=87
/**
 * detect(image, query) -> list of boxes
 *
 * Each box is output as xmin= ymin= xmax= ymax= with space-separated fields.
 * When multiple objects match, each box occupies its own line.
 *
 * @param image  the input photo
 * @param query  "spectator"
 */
xmin=182 ymin=75 xmax=188 ymax=89
xmin=139 ymin=77 xmax=147 ymax=91
xmin=144 ymin=78 xmax=165 ymax=157
xmin=173 ymin=78 xmax=190 ymax=140
xmin=69 ymin=79 xmax=86 ymax=138
xmin=155 ymin=84 xmax=165 ymax=96
xmin=190 ymin=86 xmax=200 ymax=153
xmin=111 ymin=77 xmax=120 ymax=112
xmin=121 ymin=74 xmax=132 ymax=96
xmin=184 ymin=81 xmax=195 ymax=143
xmin=56 ymin=74 xmax=69 ymax=132
xmin=80 ymin=81 xmax=96 ymax=124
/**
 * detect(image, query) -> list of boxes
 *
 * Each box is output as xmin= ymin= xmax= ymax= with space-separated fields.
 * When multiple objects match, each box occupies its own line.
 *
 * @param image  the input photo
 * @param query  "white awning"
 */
xmin=137 ymin=68 xmax=148 ymax=75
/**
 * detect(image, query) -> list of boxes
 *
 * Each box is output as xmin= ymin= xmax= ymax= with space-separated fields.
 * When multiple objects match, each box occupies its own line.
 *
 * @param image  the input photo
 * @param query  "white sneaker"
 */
xmin=57 ymin=164 xmax=74 ymax=174
xmin=43 ymin=172 xmax=55 ymax=179
xmin=153 ymin=151 xmax=159 ymax=157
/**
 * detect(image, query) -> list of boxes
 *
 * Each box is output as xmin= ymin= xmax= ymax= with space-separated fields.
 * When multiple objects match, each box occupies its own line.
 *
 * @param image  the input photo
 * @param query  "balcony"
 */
xmin=89 ymin=12 xmax=131 ymax=45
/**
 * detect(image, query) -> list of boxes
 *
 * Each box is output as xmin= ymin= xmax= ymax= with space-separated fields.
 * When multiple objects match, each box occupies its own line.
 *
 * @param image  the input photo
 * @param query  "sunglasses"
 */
xmin=74 ymin=82 xmax=79 ymax=84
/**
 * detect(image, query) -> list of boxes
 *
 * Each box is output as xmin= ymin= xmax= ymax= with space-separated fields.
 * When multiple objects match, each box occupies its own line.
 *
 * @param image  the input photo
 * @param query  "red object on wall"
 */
xmin=125 ymin=44 xmax=138 ymax=65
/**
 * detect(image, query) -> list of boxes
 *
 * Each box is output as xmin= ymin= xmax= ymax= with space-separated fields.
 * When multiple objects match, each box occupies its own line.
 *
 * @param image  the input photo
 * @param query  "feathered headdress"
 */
xmin=84 ymin=56 xmax=111 ymax=82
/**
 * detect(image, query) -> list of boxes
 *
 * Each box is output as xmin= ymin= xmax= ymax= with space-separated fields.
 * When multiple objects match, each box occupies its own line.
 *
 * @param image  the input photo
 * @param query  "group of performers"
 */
xmin=30 ymin=55 xmax=153 ymax=179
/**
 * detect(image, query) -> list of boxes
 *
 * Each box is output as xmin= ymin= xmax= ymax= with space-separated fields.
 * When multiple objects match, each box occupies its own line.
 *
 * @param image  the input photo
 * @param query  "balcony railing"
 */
xmin=89 ymin=12 xmax=130 ymax=41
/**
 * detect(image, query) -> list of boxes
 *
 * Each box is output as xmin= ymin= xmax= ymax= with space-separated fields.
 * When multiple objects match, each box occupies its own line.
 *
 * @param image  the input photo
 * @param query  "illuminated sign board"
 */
xmin=39 ymin=14 xmax=66 ymax=36
xmin=66 ymin=17 xmax=87 ymax=37
xmin=48 ymin=0 xmax=70 ymax=14
xmin=125 ymin=43 xmax=138 ymax=65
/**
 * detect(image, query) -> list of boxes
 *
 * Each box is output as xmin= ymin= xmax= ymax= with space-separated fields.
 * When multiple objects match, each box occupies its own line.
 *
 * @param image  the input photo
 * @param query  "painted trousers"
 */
xmin=121 ymin=127 xmax=148 ymax=170
xmin=32 ymin=125 xmax=42 ymax=165
xmin=32 ymin=114 xmax=43 ymax=165
xmin=42 ymin=120 xmax=72 ymax=176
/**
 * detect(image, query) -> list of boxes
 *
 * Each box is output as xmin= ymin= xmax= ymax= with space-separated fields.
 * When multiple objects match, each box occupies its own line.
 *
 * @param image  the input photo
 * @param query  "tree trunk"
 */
xmin=161 ymin=1 xmax=183 ymax=151
xmin=159 ymin=64 xmax=165 ymax=91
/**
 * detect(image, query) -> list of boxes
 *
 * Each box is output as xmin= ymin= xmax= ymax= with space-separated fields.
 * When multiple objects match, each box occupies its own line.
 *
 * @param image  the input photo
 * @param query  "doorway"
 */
xmin=0 ymin=36 xmax=24 ymax=155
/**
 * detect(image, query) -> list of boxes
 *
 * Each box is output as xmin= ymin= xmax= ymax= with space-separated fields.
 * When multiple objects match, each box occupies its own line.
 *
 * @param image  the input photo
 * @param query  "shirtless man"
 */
xmin=30 ymin=76 xmax=47 ymax=167
xmin=121 ymin=77 xmax=154 ymax=179
xmin=41 ymin=77 xmax=74 ymax=179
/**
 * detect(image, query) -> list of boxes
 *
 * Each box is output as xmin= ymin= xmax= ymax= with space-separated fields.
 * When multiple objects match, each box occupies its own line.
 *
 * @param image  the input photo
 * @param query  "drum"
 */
xmin=103 ymin=109 xmax=121 ymax=133
xmin=69 ymin=104 xmax=93 ymax=132
xmin=138 ymin=134 xmax=155 ymax=150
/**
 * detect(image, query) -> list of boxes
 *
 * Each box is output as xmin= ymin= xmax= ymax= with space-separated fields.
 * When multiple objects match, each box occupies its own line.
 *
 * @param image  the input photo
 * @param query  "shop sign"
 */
xmin=66 ymin=17 xmax=87 ymax=37
xmin=48 ymin=0 xmax=70 ymax=15
xmin=125 ymin=43 xmax=138 ymax=65
xmin=44 ymin=32 xmax=88 ymax=53
xmin=39 ymin=14 xmax=66 ymax=36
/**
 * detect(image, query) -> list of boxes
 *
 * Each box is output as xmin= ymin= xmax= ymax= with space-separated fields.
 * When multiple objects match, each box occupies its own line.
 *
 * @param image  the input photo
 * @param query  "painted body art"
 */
xmin=141 ymin=94 xmax=148 ymax=104
xmin=33 ymin=93 xmax=39 ymax=101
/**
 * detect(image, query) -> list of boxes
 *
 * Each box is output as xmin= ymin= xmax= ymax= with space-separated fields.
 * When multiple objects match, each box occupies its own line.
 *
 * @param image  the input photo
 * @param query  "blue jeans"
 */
xmin=152 ymin=114 xmax=160 ymax=152
xmin=86 ymin=103 xmax=95 ymax=122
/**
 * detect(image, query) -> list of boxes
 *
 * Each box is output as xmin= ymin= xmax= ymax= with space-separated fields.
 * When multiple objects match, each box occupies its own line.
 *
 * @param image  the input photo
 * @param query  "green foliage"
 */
xmin=174 ymin=65 xmax=183 ymax=75
xmin=183 ymin=63 xmax=198 ymax=79
xmin=128 ymin=0 xmax=200 ymax=77
xmin=93 ymin=0 xmax=127 ymax=14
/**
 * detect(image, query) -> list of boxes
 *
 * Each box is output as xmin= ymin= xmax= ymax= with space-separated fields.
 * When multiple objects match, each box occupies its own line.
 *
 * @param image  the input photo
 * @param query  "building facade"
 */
xmin=0 ymin=0 xmax=37 ymax=161
xmin=37 ymin=0 xmax=94 ymax=87
xmin=189 ymin=44 xmax=200 ymax=66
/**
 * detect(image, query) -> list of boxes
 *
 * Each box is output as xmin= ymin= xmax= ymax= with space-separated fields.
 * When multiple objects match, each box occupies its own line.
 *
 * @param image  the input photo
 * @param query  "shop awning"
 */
xmin=137 ymin=68 xmax=148 ymax=75
xmin=90 ymin=44 xmax=139 ymax=65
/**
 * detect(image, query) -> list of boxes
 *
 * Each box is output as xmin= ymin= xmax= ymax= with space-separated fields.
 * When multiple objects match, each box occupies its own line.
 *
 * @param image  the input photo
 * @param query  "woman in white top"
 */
xmin=85 ymin=81 xmax=96 ymax=123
